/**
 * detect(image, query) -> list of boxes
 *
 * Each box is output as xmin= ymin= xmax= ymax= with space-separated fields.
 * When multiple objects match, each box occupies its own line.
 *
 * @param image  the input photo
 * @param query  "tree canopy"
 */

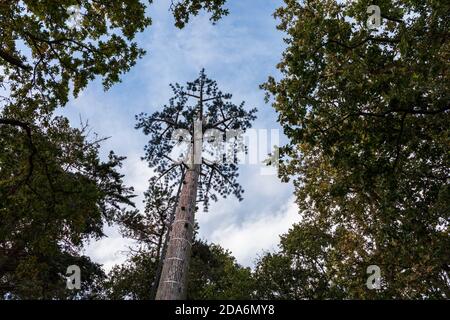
xmin=0 ymin=0 xmax=150 ymax=115
xmin=0 ymin=117 xmax=134 ymax=299
xmin=260 ymin=0 xmax=449 ymax=298
xmin=0 ymin=0 xmax=230 ymax=115
xmin=135 ymin=70 xmax=257 ymax=211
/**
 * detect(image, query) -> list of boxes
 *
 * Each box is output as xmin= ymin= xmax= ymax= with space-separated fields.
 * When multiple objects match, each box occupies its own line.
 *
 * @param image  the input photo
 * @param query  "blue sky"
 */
xmin=59 ymin=0 xmax=298 ymax=270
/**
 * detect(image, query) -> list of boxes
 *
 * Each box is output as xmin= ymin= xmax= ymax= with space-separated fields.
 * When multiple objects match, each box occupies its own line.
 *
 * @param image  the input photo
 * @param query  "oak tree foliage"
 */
xmin=170 ymin=0 xmax=229 ymax=29
xmin=0 ymin=0 xmax=229 ymax=114
xmin=260 ymin=0 xmax=449 ymax=298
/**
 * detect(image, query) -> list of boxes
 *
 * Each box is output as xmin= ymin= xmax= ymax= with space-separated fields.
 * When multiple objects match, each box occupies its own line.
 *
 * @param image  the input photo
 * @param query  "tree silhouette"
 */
xmin=135 ymin=70 xmax=256 ymax=299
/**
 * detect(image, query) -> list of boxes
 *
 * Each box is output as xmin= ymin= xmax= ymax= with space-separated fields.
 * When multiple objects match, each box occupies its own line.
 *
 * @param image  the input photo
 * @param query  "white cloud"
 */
xmin=83 ymin=226 xmax=136 ymax=273
xmin=201 ymin=196 xmax=299 ymax=268
xmin=120 ymin=153 xmax=155 ymax=211
xmin=62 ymin=1 xmax=293 ymax=273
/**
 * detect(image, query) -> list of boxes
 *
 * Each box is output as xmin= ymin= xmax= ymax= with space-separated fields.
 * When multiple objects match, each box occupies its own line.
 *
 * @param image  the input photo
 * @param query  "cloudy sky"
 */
xmin=59 ymin=0 xmax=298 ymax=271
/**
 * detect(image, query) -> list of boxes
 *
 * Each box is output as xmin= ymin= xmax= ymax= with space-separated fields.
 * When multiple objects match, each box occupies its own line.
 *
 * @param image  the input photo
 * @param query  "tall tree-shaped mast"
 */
xmin=136 ymin=70 xmax=256 ymax=299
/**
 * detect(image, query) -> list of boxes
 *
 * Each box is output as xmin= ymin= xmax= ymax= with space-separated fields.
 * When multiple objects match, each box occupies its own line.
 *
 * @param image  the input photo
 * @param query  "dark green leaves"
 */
xmin=170 ymin=0 xmax=229 ymax=29
xmin=0 ymin=0 xmax=151 ymax=114
xmin=261 ymin=0 xmax=450 ymax=298
xmin=0 ymin=118 xmax=135 ymax=299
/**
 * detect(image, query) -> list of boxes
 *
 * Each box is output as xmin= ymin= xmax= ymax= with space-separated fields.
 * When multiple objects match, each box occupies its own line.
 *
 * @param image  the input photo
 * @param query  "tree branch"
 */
xmin=0 ymin=118 xmax=37 ymax=188
xmin=0 ymin=49 xmax=32 ymax=71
